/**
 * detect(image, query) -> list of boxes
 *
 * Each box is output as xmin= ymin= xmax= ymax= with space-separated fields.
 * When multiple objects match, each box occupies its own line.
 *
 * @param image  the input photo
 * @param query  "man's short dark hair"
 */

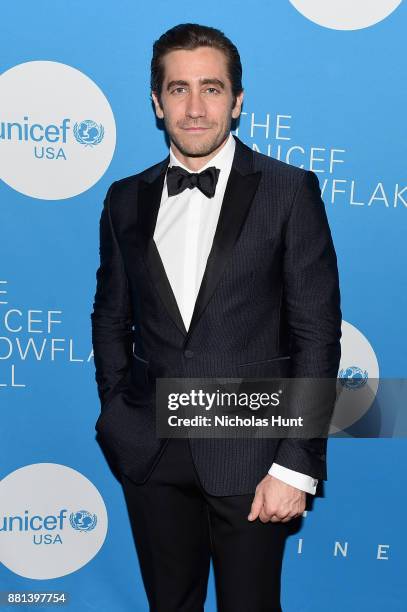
xmin=151 ymin=23 xmax=243 ymax=106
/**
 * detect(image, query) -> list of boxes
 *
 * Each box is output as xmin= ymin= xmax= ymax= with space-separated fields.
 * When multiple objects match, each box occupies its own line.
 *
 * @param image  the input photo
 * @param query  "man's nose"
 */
xmin=185 ymin=91 xmax=206 ymax=119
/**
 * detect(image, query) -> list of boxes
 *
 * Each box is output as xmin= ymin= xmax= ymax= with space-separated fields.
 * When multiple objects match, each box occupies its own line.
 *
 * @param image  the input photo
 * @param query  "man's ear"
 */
xmin=151 ymin=91 xmax=164 ymax=119
xmin=231 ymin=90 xmax=244 ymax=120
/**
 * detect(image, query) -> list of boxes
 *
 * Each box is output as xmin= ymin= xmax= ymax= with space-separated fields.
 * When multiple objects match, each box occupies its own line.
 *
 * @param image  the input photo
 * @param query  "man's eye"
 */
xmin=172 ymin=87 xmax=186 ymax=94
xmin=205 ymin=87 xmax=220 ymax=94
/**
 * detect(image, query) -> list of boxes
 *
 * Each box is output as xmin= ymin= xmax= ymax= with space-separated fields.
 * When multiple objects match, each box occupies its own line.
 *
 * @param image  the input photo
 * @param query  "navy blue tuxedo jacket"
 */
xmin=91 ymin=135 xmax=342 ymax=495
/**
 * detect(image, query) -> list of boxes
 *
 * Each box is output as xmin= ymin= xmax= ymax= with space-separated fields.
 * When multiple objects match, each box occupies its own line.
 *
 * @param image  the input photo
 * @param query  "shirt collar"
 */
xmin=169 ymin=132 xmax=235 ymax=174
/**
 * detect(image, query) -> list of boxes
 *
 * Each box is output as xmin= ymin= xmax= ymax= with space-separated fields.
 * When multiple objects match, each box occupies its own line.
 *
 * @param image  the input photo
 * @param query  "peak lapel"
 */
xmin=136 ymin=159 xmax=188 ymax=337
xmin=135 ymin=137 xmax=262 ymax=341
xmin=186 ymin=138 xmax=262 ymax=339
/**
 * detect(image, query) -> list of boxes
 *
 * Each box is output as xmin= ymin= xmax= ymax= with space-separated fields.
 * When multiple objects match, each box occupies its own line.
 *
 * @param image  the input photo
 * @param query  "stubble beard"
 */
xmin=165 ymin=118 xmax=231 ymax=159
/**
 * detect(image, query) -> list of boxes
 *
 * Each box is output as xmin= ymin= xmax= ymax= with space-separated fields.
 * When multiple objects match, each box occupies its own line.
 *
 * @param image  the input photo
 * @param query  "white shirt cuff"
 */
xmin=268 ymin=462 xmax=318 ymax=495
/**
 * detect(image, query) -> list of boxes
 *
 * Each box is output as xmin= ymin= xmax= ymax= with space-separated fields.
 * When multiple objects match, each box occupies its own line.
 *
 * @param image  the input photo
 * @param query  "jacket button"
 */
xmin=184 ymin=349 xmax=194 ymax=358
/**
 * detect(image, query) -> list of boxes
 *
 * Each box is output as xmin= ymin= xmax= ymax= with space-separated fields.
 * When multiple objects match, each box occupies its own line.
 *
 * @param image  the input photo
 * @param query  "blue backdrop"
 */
xmin=1 ymin=1 xmax=406 ymax=610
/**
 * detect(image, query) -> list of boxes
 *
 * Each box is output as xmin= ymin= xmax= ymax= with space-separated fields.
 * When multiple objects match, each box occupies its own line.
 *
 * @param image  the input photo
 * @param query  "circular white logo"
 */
xmin=289 ymin=0 xmax=402 ymax=30
xmin=0 ymin=61 xmax=116 ymax=200
xmin=330 ymin=320 xmax=379 ymax=433
xmin=0 ymin=463 xmax=108 ymax=579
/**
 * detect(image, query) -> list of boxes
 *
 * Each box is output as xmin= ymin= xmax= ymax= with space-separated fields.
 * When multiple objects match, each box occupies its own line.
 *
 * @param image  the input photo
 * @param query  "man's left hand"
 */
xmin=248 ymin=474 xmax=306 ymax=523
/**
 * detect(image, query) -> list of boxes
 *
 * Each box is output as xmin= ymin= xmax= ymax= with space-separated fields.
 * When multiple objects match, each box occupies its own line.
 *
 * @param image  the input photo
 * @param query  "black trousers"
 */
xmin=121 ymin=437 xmax=288 ymax=612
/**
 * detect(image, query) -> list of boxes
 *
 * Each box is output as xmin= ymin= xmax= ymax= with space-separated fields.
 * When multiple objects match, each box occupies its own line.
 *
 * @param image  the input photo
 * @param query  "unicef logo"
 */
xmin=339 ymin=366 xmax=368 ymax=390
xmin=330 ymin=321 xmax=379 ymax=434
xmin=0 ymin=464 xmax=108 ymax=579
xmin=74 ymin=120 xmax=104 ymax=147
xmin=0 ymin=61 xmax=116 ymax=200
xmin=69 ymin=510 xmax=98 ymax=532
xmin=289 ymin=0 xmax=402 ymax=30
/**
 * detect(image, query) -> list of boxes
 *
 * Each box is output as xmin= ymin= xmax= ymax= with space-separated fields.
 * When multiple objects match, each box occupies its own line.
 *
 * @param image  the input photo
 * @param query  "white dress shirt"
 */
xmin=153 ymin=132 xmax=318 ymax=495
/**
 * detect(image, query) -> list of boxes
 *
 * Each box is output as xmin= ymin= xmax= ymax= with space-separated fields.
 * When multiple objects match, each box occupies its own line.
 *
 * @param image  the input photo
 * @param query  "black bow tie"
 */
xmin=166 ymin=165 xmax=220 ymax=199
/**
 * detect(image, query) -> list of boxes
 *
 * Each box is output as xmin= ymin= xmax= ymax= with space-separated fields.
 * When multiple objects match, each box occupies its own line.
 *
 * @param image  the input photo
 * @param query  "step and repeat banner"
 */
xmin=1 ymin=1 xmax=406 ymax=610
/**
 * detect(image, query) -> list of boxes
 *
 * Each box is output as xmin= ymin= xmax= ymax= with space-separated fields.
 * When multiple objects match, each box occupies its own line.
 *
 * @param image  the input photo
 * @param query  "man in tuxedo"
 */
xmin=91 ymin=23 xmax=341 ymax=612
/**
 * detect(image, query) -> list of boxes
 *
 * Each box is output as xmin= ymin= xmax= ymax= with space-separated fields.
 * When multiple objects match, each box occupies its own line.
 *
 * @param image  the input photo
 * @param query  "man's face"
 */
xmin=151 ymin=47 xmax=243 ymax=162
